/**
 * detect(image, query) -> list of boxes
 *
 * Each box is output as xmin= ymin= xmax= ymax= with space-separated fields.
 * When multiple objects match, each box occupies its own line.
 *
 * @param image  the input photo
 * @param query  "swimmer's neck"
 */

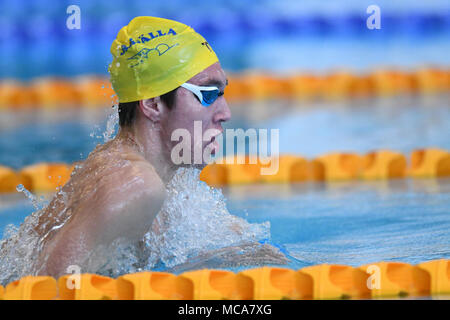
xmin=115 ymin=124 xmax=177 ymax=184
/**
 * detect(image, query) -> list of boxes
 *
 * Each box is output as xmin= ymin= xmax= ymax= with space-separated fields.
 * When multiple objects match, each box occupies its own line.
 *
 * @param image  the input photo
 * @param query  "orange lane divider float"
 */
xmin=0 ymin=259 xmax=448 ymax=300
xmin=18 ymin=163 xmax=75 ymax=193
xmin=200 ymin=148 xmax=450 ymax=186
xmin=116 ymin=272 xmax=193 ymax=300
xmin=409 ymin=148 xmax=450 ymax=178
xmin=300 ymin=264 xmax=370 ymax=299
xmin=0 ymin=76 xmax=117 ymax=110
xmin=361 ymin=150 xmax=407 ymax=180
xmin=58 ymin=274 xmax=118 ymax=300
xmin=0 ymin=68 xmax=449 ymax=109
xmin=0 ymin=148 xmax=449 ymax=193
xmin=181 ymin=269 xmax=251 ymax=300
xmin=0 ymin=166 xmax=21 ymax=193
xmin=2 ymin=276 xmax=57 ymax=300
xmin=239 ymin=267 xmax=313 ymax=300
xmin=359 ymin=262 xmax=431 ymax=298
xmin=417 ymin=259 xmax=450 ymax=295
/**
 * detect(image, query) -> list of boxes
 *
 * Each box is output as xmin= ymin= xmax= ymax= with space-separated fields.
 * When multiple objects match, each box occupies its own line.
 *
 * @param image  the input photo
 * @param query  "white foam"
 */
xmin=142 ymin=167 xmax=271 ymax=268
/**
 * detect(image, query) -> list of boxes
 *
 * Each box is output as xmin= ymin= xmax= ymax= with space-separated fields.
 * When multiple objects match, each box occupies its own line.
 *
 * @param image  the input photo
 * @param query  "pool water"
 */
xmin=0 ymin=177 xmax=449 ymax=272
xmin=226 ymin=179 xmax=450 ymax=269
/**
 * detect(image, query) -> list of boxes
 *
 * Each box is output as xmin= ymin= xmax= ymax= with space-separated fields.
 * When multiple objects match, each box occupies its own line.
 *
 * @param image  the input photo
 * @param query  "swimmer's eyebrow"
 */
xmin=202 ymin=78 xmax=228 ymax=90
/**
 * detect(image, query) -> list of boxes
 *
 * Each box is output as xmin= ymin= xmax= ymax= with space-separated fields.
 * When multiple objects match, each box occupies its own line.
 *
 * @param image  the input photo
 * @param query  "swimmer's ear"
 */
xmin=139 ymin=97 xmax=164 ymax=123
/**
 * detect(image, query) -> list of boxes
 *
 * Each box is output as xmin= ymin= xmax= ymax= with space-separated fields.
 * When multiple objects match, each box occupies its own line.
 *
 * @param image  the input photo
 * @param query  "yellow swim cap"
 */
xmin=109 ymin=16 xmax=219 ymax=103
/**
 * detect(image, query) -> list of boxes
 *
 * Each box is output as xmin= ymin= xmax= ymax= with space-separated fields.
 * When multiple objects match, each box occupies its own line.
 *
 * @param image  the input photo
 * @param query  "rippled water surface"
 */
xmin=226 ymin=178 xmax=450 ymax=268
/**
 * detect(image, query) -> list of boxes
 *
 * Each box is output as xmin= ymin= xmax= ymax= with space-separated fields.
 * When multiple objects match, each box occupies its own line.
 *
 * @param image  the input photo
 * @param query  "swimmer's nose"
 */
xmin=213 ymin=98 xmax=231 ymax=125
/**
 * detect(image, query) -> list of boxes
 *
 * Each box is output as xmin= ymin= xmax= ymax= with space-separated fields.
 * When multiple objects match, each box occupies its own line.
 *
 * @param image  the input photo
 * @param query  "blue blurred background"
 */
xmin=0 ymin=0 xmax=449 ymax=79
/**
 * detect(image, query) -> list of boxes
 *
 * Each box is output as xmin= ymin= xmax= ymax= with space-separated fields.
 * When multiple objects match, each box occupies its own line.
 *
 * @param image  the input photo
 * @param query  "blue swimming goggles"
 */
xmin=180 ymin=82 xmax=224 ymax=107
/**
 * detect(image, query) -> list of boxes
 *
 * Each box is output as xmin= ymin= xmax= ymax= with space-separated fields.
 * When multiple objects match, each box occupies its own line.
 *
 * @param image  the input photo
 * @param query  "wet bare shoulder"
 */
xmin=81 ymin=157 xmax=166 ymax=243
xmin=95 ymin=156 xmax=166 ymax=208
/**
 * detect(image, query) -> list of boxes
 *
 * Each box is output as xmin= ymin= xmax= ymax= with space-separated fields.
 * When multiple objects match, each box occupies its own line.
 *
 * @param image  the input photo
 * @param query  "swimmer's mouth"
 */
xmin=209 ymin=132 xmax=221 ymax=155
xmin=210 ymin=136 xmax=217 ymax=154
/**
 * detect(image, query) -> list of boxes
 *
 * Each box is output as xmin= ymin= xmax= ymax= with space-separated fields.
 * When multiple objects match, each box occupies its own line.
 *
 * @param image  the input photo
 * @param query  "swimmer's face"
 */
xmin=160 ymin=62 xmax=231 ymax=167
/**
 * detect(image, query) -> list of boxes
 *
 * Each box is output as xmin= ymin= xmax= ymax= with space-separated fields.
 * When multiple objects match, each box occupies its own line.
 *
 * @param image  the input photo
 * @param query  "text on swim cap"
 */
xmin=120 ymin=28 xmax=177 ymax=56
xmin=127 ymin=43 xmax=180 ymax=68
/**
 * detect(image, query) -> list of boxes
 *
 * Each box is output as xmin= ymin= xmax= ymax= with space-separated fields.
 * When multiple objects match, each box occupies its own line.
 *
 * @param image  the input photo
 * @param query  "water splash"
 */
xmin=0 ymin=183 xmax=74 ymax=285
xmin=0 ymin=207 xmax=43 ymax=285
xmin=15 ymin=184 xmax=48 ymax=211
xmin=88 ymin=104 xmax=119 ymax=141
xmin=143 ymin=167 xmax=271 ymax=268
xmin=89 ymin=124 xmax=102 ymax=139
xmin=103 ymin=104 xmax=119 ymax=142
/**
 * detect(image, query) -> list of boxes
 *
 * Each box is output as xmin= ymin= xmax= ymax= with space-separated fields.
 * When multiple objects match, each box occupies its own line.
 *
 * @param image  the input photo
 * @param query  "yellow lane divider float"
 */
xmin=0 ymin=259 xmax=448 ymax=300
xmin=0 ymin=148 xmax=449 ymax=193
xmin=202 ymin=148 xmax=450 ymax=186
xmin=0 ymin=68 xmax=449 ymax=109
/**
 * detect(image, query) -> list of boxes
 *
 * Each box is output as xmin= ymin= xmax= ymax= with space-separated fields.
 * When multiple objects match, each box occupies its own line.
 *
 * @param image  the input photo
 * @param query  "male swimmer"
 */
xmin=28 ymin=17 xmax=286 ymax=277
